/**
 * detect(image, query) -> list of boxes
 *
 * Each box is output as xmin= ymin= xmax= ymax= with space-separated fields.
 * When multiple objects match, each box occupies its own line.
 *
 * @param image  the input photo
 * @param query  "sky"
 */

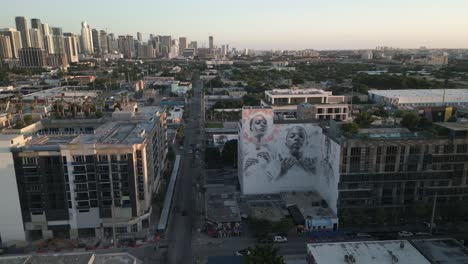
xmin=2 ymin=0 xmax=468 ymax=50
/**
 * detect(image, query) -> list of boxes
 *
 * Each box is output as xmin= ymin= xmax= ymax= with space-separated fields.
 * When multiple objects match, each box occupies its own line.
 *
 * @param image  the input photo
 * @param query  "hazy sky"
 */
xmin=2 ymin=0 xmax=468 ymax=50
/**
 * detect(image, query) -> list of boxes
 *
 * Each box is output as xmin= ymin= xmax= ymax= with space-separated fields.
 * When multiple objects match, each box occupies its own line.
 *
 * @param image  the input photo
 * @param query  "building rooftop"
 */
xmin=412 ymin=238 xmax=468 ymax=264
xmin=266 ymin=88 xmax=331 ymax=96
xmin=434 ymin=122 xmax=468 ymax=132
xmin=205 ymin=191 xmax=241 ymax=223
xmin=368 ymin=89 xmax=468 ymax=104
xmin=281 ymin=191 xmax=337 ymax=220
xmin=0 ymin=253 xmax=141 ymax=264
xmin=307 ymin=240 xmax=430 ymax=264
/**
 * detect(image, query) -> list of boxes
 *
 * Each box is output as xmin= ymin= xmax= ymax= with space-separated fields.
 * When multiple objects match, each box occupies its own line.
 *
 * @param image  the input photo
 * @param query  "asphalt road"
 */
xmin=166 ymin=73 xmax=203 ymax=264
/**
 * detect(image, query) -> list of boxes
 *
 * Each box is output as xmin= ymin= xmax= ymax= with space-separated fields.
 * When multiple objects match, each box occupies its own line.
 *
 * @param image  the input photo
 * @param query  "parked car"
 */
xmin=356 ymin=233 xmax=372 ymax=238
xmin=273 ymin=236 xmax=288 ymax=243
xmin=179 ymin=146 xmax=184 ymax=150
xmin=236 ymin=249 xmax=250 ymax=256
xmin=398 ymin=231 xmax=414 ymax=237
xmin=415 ymin=232 xmax=430 ymax=236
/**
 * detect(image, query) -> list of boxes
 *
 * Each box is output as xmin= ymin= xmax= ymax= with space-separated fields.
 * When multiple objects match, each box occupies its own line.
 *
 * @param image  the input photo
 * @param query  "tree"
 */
xmin=341 ymin=123 xmax=359 ymax=137
xmin=246 ymin=244 xmax=285 ymax=264
xmin=354 ymin=112 xmax=374 ymax=128
xmin=249 ymin=218 xmax=273 ymax=238
xmin=23 ymin=115 xmax=33 ymax=125
xmin=401 ymin=112 xmax=420 ymax=131
xmin=352 ymin=95 xmax=361 ymax=104
xmin=221 ymin=139 xmax=238 ymax=166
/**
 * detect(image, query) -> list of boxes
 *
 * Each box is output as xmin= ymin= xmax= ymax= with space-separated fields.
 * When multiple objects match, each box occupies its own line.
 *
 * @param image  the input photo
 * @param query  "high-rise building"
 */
xmin=51 ymin=27 xmax=65 ymax=55
xmin=30 ymin=18 xmax=44 ymax=49
xmin=108 ymin=33 xmax=117 ymax=53
xmin=99 ymin=30 xmax=108 ymax=54
xmin=3 ymin=114 xmax=167 ymax=240
xmin=189 ymin=41 xmax=197 ymax=50
xmin=80 ymin=21 xmax=94 ymax=55
xmin=137 ymin=42 xmax=156 ymax=58
xmin=91 ymin=29 xmax=101 ymax=54
xmin=15 ymin=17 xmax=31 ymax=48
xmin=178 ymin=37 xmax=187 ymax=56
xmin=41 ymin=23 xmax=50 ymax=36
xmin=18 ymin=47 xmax=47 ymax=68
xmin=209 ymin=36 xmax=214 ymax=50
xmin=117 ymin=35 xmax=135 ymax=59
xmin=137 ymin=32 xmax=143 ymax=42
xmin=63 ymin=33 xmax=79 ymax=63
xmin=0 ymin=36 xmax=13 ymax=61
xmin=0 ymin=28 xmax=23 ymax=58
xmin=42 ymin=23 xmax=55 ymax=54
xmin=169 ymin=39 xmax=179 ymax=58
xmin=160 ymin=36 xmax=171 ymax=57
xmin=29 ymin=28 xmax=44 ymax=49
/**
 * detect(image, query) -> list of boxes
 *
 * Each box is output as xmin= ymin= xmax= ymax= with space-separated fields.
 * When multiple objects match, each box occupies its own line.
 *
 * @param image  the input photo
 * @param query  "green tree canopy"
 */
xmin=246 ymin=244 xmax=285 ymax=264
xmin=401 ymin=112 xmax=420 ymax=131
xmin=354 ymin=112 xmax=375 ymax=128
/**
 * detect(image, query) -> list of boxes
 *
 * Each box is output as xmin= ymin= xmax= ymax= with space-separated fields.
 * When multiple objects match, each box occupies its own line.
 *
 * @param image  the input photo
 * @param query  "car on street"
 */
xmin=179 ymin=146 xmax=183 ymax=150
xmin=273 ymin=236 xmax=288 ymax=243
xmin=236 ymin=249 xmax=250 ymax=256
xmin=415 ymin=232 xmax=430 ymax=236
xmin=356 ymin=233 xmax=372 ymax=238
xmin=398 ymin=231 xmax=414 ymax=237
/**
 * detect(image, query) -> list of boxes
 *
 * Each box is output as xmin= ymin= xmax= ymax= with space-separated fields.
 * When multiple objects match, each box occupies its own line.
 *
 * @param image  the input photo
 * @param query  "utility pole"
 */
xmin=430 ymin=192 xmax=438 ymax=234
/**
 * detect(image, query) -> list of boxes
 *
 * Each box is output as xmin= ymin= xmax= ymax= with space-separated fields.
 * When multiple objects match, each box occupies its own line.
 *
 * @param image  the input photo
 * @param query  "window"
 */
xmin=23 ymin=157 xmax=38 ymax=165
xmin=131 ymin=224 xmax=138 ymax=233
xmin=73 ymin=156 xmax=85 ymax=163
xmin=120 ymin=154 xmax=128 ymax=161
xmin=110 ymin=155 xmax=118 ymax=162
xmin=116 ymin=227 xmax=127 ymax=234
xmin=98 ymin=155 xmax=109 ymax=162
xmin=457 ymin=144 xmax=467 ymax=154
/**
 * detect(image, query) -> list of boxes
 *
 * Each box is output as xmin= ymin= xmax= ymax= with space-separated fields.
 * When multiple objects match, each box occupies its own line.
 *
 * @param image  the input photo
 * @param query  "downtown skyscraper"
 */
xmin=80 ymin=21 xmax=93 ymax=55
xmin=15 ymin=16 xmax=31 ymax=48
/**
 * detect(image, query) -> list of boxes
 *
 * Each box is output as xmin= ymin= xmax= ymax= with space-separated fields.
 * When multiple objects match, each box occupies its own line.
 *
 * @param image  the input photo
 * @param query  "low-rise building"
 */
xmin=368 ymin=89 xmax=468 ymax=108
xmin=306 ymin=240 xmax=430 ymax=264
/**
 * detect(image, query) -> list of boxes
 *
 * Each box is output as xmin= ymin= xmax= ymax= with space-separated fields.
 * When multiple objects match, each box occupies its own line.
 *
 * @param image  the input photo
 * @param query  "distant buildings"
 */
xmin=15 ymin=16 xmax=31 ymax=48
xmin=80 ymin=21 xmax=93 ymax=55
xmin=361 ymin=50 xmax=373 ymax=60
xmin=0 ymin=28 xmax=22 ymax=58
xmin=18 ymin=47 xmax=47 ymax=68
xmin=63 ymin=32 xmax=79 ymax=63
xmin=368 ymin=89 xmax=468 ymax=108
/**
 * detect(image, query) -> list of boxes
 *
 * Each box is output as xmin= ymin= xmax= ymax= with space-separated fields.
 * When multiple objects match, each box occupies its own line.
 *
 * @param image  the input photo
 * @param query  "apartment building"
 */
xmin=337 ymin=123 xmax=468 ymax=216
xmin=5 ymin=116 xmax=167 ymax=241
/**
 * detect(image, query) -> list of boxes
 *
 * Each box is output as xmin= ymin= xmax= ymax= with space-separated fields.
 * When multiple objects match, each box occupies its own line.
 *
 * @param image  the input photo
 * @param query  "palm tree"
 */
xmin=246 ymin=244 xmax=285 ymax=264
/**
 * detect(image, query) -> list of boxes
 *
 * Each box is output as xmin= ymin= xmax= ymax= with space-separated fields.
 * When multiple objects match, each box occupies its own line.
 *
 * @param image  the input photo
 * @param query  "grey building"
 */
xmin=15 ymin=16 xmax=31 ymax=48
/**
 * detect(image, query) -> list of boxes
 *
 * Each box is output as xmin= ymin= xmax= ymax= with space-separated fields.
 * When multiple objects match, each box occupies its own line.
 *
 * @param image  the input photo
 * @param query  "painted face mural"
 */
xmin=239 ymin=108 xmax=341 ymax=214
xmin=250 ymin=114 xmax=267 ymax=139
xmin=285 ymin=126 xmax=306 ymax=159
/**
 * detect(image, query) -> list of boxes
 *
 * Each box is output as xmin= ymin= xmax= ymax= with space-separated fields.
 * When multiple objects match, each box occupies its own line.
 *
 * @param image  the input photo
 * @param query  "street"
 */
xmin=165 ymin=72 xmax=204 ymax=264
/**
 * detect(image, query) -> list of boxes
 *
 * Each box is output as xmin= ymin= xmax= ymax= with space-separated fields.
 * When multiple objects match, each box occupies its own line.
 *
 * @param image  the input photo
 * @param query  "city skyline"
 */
xmin=1 ymin=0 xmax=468 ymax=50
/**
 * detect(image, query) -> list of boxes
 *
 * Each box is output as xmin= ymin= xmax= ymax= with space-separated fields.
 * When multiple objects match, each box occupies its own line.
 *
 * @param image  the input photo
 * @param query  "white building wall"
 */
xmin=0 ymin=135 xmax=26 ymax=242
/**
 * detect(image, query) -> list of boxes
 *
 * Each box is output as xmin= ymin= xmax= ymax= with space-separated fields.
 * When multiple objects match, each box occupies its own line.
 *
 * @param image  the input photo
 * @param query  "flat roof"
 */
xmin=266 ymin=88 xmax=331 ymax=96
xmin=0 ymin=253 xmax=141 ymax=264
xmin=205 ymin=191 xmax=241 ymax=223
xmin=434 ymin=122 xmax=468 ymax=132
xmin=281 ymin=192 xmax=337 ymax=220
xmin=307 ymin=240 xmax=430 ymax=264
xmin=368 ymin=89 xmax=468 ymax=104
xmin=412 ymin=238 xmax=468 ymax=264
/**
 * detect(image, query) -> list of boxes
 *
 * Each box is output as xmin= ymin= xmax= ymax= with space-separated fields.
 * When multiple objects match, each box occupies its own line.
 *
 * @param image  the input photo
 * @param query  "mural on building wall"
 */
xmin=240 ymin=108 xmax=340 ymax=213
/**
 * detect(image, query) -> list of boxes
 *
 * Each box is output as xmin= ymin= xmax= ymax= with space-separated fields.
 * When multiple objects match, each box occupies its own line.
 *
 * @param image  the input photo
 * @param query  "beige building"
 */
xmin=8 ymin=115 xmax=167 ymax=240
